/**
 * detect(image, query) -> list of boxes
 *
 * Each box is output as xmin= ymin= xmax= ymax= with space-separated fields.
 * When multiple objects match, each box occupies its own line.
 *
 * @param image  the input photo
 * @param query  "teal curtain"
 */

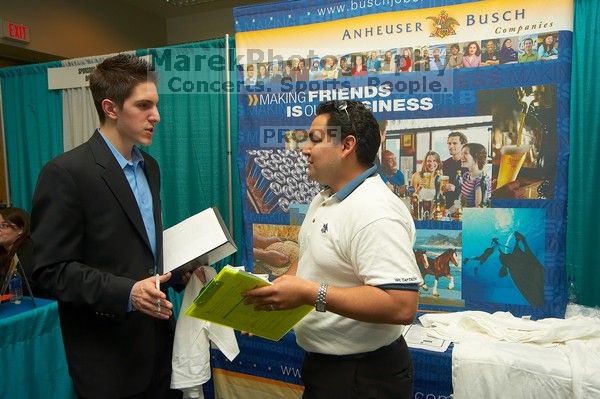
xmin=138 ymin=38 xmax=244 ymax=313
xmin=0 ymin=62 xmax=64 ymax=211
xmin=567 ymin=0 xmax=600 ymax=307
xmin=137 ymin=37 xmax=243 ymax=261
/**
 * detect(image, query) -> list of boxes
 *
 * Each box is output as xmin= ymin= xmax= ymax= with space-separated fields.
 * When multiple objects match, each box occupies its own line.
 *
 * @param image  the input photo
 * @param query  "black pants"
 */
xmin=123 ymin=320 xmax=182 ymax=399
xmin=301 ymin=336 xmax=413 ymax=399
xmin=79 ymin=320 xmax=182 ymax=399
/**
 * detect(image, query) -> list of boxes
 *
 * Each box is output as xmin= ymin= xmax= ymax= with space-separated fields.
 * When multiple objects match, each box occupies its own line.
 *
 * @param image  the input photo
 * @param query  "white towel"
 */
xmin=419 ymin=311 xmax=600 ymax=399
xmin=171 ymin=267 xmax=240 ymax=398
xmin=566 ymin=339 xmax=600 ymax=399
xmin=451 ymin=336 xmax=573 ymax=399
xmin=420 ymin=310 xmax=600 ymax=345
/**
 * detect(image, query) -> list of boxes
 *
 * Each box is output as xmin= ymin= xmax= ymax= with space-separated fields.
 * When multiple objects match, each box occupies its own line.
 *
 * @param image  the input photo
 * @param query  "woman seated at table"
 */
xmin=459 ymin=143 xmax=491 ymax=207
xmin=0 ymin=207 xmax=33 ymax=295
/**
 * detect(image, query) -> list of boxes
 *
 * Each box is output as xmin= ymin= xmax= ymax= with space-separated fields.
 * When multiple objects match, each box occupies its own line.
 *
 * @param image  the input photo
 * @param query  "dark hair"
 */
xmin=450 ymin=43 xmax=460 ymax=51
xmin=89 ymin=54 xmax=156 ymax=124
xmin=352 ymin=54 xmax=365 ymax=65
xmin=0 ymin=207 xmax=30 ymax=275
xmin=463 ymin=143 xmax=487 ymax=169
xmin=448 ymin=131 xmax=468 ymax=144
xmin=258 ymin=64 xmax=269 ymax=77
xmin=315 ymin=100 xmax=380 ymax=166
xmin=541 ymin=34 xmax=556 ymax=52
xmin=381 ymin=149 xmax=396 ymax=175
xmin=465 ymin=41 xmax=481 ymax=56
xmin=484 ymin=40 xmax=496 ymax=49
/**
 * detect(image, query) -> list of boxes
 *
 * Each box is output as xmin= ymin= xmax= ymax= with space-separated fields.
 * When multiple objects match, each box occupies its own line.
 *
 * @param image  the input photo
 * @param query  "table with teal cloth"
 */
xmin=0 ymin=298 xmax=77 ymax=399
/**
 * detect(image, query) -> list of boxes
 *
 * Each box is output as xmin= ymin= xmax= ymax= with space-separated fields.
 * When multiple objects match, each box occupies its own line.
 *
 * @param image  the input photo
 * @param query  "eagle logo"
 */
xmin=427 ymin=10 xmax=460 ymax=38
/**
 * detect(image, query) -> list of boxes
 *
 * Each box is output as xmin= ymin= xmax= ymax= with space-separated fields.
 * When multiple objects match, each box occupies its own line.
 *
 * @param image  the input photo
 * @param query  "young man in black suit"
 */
xmin=31 ymin=54 xmax=181 ymax=398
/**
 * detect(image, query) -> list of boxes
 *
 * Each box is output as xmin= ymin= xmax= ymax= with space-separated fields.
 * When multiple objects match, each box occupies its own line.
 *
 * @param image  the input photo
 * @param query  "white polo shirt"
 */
xmin=295 ymin=167 xmax=422 ymax=355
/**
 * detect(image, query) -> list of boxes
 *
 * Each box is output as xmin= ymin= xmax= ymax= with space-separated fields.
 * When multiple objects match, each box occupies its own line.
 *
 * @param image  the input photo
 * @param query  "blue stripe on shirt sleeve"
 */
xmin=376 ymin=283 xmax=420 ymax=292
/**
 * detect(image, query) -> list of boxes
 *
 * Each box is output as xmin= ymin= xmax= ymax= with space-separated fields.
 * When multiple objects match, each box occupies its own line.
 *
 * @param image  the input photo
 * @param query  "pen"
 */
xmin=155 ymin=273 xmax=161 ymax=313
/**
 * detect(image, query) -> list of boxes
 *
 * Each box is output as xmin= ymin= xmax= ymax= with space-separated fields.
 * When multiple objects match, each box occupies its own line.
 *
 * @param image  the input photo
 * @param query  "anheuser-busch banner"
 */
xmin=235 ymin=0 xmax=572 ymax=320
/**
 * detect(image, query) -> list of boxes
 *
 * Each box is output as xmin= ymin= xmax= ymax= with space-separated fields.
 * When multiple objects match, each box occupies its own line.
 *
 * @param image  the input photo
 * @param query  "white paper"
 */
xmin=403 ymin=323 xmax=451 ymax=352
xmin=163 ymin=208 xmax=230 ymax=273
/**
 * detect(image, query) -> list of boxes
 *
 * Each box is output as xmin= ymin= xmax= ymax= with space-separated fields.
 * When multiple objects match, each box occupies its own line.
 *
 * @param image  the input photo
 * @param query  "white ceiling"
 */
xmin=120 ymin=0 xmax=269 ymax=18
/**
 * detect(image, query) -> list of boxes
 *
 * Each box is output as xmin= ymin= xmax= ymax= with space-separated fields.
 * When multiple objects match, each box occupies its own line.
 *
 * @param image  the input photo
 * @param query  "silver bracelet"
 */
xmin=315 ymin=283 xmax=328 ymax=312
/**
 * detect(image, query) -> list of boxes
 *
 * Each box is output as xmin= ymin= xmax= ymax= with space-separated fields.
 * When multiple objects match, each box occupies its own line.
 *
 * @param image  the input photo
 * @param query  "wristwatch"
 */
xmin=315 ymin=283 xmax=328 ymax=312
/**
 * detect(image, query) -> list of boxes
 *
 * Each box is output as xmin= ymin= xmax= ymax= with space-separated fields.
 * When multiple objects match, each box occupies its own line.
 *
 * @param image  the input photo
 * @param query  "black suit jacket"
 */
xmin=31 ymin=131 xmax=169 ymax=398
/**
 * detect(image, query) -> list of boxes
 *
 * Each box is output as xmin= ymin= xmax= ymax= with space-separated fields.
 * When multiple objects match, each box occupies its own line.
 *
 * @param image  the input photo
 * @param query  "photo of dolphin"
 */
xmin=497 ymin=231 xmax=544 ymax=307
xmin=462 ymin=208 xmax=546 ymax=308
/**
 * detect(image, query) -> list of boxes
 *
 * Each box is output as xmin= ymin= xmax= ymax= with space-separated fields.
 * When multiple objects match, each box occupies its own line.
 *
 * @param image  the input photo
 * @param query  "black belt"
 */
xmin=306 ymin=336 xmax=404 ymax=361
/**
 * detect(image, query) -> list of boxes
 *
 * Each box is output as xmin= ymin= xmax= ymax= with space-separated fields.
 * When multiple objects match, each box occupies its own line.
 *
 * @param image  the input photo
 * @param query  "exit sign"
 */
xmin=2 ymin=20 xmax=30 ymax=43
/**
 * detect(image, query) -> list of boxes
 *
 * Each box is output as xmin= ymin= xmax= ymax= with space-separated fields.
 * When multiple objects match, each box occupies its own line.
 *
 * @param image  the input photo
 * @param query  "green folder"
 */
xmin=185 ymin=265 xmax=313 ymax=341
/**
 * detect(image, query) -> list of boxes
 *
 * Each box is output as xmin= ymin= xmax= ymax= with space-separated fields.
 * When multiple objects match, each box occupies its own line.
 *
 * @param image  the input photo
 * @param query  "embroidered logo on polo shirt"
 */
xmin=321 ymin=223 xmax=328 ymax=234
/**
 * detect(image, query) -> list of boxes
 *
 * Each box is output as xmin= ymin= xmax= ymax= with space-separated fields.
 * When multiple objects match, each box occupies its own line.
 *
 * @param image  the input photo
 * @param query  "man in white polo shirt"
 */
xmin=244 ymin=100 xmax=422 ymax=399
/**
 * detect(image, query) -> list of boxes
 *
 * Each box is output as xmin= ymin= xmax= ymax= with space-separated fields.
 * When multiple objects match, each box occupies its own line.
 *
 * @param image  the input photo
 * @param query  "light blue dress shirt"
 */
xmin=98 ymin=130 xmax=157 ymax=260
xmin=98 ymin=130 xmax=157 ymax=312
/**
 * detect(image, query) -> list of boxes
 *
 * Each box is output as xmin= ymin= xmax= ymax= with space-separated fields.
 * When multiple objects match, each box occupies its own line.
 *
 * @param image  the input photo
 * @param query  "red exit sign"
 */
xmin=2 ymin=21 xmax=30 ymax=43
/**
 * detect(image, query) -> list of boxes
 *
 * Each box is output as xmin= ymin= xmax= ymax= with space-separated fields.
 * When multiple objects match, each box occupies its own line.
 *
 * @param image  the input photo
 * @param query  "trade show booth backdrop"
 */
xmin=235 ymin=0 xmax=574 ymax=319
xmin=0 ymin=0 xmax=598 ymax=398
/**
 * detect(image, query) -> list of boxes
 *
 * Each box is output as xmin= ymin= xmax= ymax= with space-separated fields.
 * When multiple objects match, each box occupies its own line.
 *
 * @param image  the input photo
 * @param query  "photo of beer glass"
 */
xmin=422 ymin=172 xmax=432 ymax=188
xmin=496 ymin=144 xmax=531 ymax=188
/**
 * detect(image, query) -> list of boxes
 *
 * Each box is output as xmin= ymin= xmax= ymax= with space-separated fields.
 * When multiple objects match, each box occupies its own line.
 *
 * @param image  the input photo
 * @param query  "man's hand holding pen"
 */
xmin=155 ymin=274 xmax=161 ymax=313
xmin=131 ymin=272 xmax=173 ymax=319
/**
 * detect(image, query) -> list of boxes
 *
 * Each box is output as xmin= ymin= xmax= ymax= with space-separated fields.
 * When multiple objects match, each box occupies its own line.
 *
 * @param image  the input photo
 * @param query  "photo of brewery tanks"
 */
xmin=477 ymin=84 xmax=557 ymax=200
xmin=245 ymin=149 xmax=320 ymax=214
